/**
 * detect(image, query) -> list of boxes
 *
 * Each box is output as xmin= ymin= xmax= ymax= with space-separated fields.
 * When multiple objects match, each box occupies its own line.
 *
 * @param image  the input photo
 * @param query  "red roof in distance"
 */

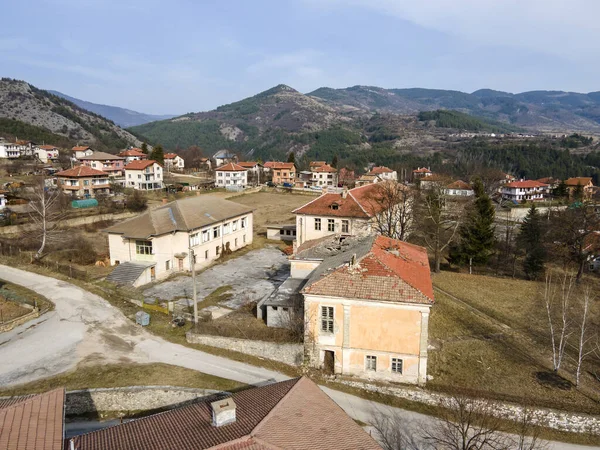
xmin=164 ymin=153 xmax=179 ymax=159
xmin=216 ymin=162 xmax=247 ymax=172
xmin=125 ymin=160 xmax=162 ymax=170
xmin=72 ymin=146 xmax=90 ymax=151
xmin=505 ymin=180 xmax=548 ymax=188
xmin=56 ymin=166 xmax=106 ymax=177
xmin=312 ymin=163 xmax=337 ymax=173
xmin=369 ymin=166 xmax=394 ymax=174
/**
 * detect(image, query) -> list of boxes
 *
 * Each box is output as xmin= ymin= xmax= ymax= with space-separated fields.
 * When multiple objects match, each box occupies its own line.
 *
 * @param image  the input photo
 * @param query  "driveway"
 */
xmin=0 ymin=265 xmax=595 ymax=450
xmin=143 ymin=246 xmax=289 ymax=309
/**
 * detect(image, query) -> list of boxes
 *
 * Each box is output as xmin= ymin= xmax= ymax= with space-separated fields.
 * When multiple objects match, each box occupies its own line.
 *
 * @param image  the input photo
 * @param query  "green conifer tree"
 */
xmin=287 ymin=152 xmax=295 ymax=164
xmin=140 ymin=142 xmax=149 ymax=154
xmin=150 ymin=144 xmax=164 ymax=164
xmin=518 ymin=203 xmax=546 ymax=279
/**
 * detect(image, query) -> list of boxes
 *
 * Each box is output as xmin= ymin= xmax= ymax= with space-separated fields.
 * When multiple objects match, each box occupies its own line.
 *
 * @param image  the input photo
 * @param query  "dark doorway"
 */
xmin=323 ymin=350 xmax=335 ymax=375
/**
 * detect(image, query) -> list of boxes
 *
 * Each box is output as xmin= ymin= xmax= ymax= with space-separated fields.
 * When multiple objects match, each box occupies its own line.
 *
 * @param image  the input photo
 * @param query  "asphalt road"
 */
xmin=0 ymin=265 xmax=596 ymax=449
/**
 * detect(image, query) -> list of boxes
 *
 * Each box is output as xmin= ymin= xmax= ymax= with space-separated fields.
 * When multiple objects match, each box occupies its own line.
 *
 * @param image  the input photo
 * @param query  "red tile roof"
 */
xmin=369 ymin=166 xmax=394 ymax=174
xmin=505 ymin=180 xmax=548 ymax=188
xmin=312 ymin=164 xmax=337 ymax=173
xmin=0 ymin=388 xmax=65 ymax=450
xmin=68 ymin=377 xmax=379 ymax=450
xmin=565 ymin=177 xmax=593 ymax=187
xmin=56 ymin=166 xmax=106 ymax=177
xmin=164 ymin=153 xmax=179 ymax=159
xmin=309 ymin=161 xmax=326 ymax=167
xmin=119 ymin=149 xmax=146 ymax=157
xmin=303 ymin=236 xmax=434 ymax=304
xmin=446 ymin=180 xmax=472 ymax=190
xmin=237 ymin=162 xmax=261 ymax=168
xmin=125 ymin=160 xmax=161 ymax=170
xmin=217 ymin=162 xmax=247 ymax=172
xmin=72 ymin=146 xmax=90 ymax=151
xmin=38 ymin=145 xmax=58 ymax=150
xmin=537 ymin=177 xmax=559 ymax=184
xmin=413 ymin=167 xmax=431 ymax=173
xmin=264 ymin=162 xmax=294 ymax=170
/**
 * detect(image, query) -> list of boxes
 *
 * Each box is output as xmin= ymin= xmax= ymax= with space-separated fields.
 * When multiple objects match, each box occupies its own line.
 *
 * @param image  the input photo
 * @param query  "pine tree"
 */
xmin=573 ymin=181 xmax=584 ymax=201
xmin=518 ymin=203 xmax=546 ymax=279
xmin=450 ymin=178 xmax=496 ymax=271
xmin=553 ymin=180 xmax=568 ymax=199
xmin=332 ymin=154 xmax=339 ymax=168
xmin=140 ymin=142 xmax=149 ymax=154
xmin=150 ymin=144 xmax=164 ymax=164
xmin=287 ymin=152 xmax=295 ymax=164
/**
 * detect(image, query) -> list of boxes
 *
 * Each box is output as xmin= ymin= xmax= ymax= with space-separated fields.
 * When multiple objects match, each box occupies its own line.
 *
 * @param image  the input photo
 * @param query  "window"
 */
xmin=213 ymin=226 xmax=220 ymax=239
xmin=341 ymin=220 xmax=349 ymax=233
xmin=128 ymin=174 xmax=131 ymax=179
xmin=218 ymin=172 xmax=223 ymax=177
xmin=314 ymin=218 xmax=321 ymax=231
xmin=205 ymin=249 xmax=209 ymax=259
xmin=232 ymin=220 xmax=238 ymax=231
xmin=327 ymin=219 xmax=335 ymax=232
xmin=135 ymin=240 xmax=152 ymax=255
xmin=190 ymin=233 xmax=200 ymax=247
xmin=241 ymin=217 xmax=247 ymax=229
xmin=138 ymin=174 xmax=141 ymax=179
xmin=391 ymin=358 xmax=403 ymax=374
xmin=202 ymin=229 xmax=210 ymax=243
xmin=366 ymin=355 xmax=377 ymax=371
xmin=321 ymin=306 xmax=334 ymax=333
xmin=216 ymin=245 xmax=221 ymax=255
xmin=331 ymin=204 xmax=339 ymax=210
xmin=223 ymin=222 xmax=231 ymax=234
xmin=83 ymin=180 xmax=89 ymax=186
xmin=272 ymin=306 xmax=278 ymax=311
xmin=165 ymin=260 xmax=170 ymax=271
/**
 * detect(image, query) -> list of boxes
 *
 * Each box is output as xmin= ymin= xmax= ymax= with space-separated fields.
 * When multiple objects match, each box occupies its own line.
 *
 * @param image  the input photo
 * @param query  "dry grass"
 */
xmin=0 ymin=279 xmax=54 ymax=319
xmin=0 ymin=298 xmax=29 ymax=322
xmin=0 ymin=362 xmax=244 ymax=397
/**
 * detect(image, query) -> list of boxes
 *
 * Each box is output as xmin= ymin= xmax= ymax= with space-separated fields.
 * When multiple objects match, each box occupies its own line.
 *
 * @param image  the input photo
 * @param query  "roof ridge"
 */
xmin=291 ymin=192 xmax=329 ymax=213
xmin=347 ymin=189 xmax=370 ymax=216
xmin=249 ymin=377 xmax=303 ymax=437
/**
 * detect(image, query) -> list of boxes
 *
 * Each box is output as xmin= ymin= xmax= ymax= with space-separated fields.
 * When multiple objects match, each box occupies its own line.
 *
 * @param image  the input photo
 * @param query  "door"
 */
xmin=323 ymin=350 xmax=335 ymax=375
xmin=150 ymin=266 xmax=156 ymax=281
xmin=178 ymin=258 xmax=183 ymax=271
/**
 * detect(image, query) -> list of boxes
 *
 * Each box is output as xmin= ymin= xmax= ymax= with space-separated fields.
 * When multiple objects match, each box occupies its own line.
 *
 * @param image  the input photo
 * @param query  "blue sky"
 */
xmin=1 ymin=0 xmax=598 ymax=114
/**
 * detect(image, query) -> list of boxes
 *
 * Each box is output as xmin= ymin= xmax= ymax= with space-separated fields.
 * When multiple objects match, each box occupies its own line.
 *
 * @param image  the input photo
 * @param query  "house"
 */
xmin=297 ymin=234 xmax=434 ymax=384
xmin=215 ymin=162 xmax=248 ymax=190
xmin=419 ymin=174 xmax=452 ymax=190
xmin=124 ymin=160 xmax=163 ymax=190
xmin=0 ymin=141 xmax=31 ymax=158
xmin=0 ymin=387 xmax=65 ymax=450
xmin=199 ymin=157 xmax=212 ymax=170
xmin=266 ymin=223 xmax=297 ymax=242
xmin=368 ymin=166 xmax=397 ymax=181
xmin=56 ymin=166 xmax=111 ymax=198
xmin=293 ymin=183 xmax=396 ymax=245
xmin=501 ymin=180 xmax=549 ymax=202
xmin=34 ymin=145 xmax=59 ymax=163
xmin=311 ymin=163 xmax=338 ymax=187
xmin=79 ymin=151 xmax=126 ymax=177
xmin=355 ymin=174 xmax=381 ymax=187
xmin=164 ymin=153 xmax=185 ymax=171
xmin=268 ymin=162 xmax=296 ymax=185
xmin=565 ymin=177 xmax=594 ymax=200
xmin=237 ymin=162 xmax=263 ymax=185
xmin=213 ymin=149 xmax=236 ymax=167
xmin=118 ymin=148 xmax=147 ymax=163
xmin=67 ymin=377 xmax=380 ymax=450
xmin=537 ymin=177 xmax=560 ymax=190
xmin=309 ymin=161 xmax=327 ymax=170
xmin=105 ymin=195 xmax=253 ymax=285
xmin=445 ymin=180 xmax=474 ymax=197
xmin=72 ymin=145 xmax=94 ymax=159
xmin=412 ymin=167 xmax=432 ymax=179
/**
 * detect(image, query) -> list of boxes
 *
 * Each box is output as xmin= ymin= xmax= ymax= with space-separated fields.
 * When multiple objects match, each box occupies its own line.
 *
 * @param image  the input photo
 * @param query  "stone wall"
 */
xmin=64 ymin=386 xmax=224 ymax=416
xmin=339 ymin=379 xmax=600 ymax=435
xmin=0 ymin=308 xmax=39 ymax=333
xmin=186 ymin=332 xmax=303 ymax=366
xmin=0 ymin=211 xmax=136 ymax=235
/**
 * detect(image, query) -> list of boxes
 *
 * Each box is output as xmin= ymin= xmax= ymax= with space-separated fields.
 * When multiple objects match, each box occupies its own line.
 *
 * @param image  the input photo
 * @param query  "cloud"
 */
xmin=304 ymin=0 xmax=600 ymax=60
xmin=14 ymin=57 xmax=123 ymax=82
xmin=246 ymin=49 xmax=324 ymax=78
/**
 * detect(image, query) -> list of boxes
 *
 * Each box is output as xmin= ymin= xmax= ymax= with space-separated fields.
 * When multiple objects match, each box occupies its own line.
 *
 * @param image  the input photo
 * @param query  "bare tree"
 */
xmin=421 ymin=396 xmax=510 ymax=450
xmin=511 ymin=407 xmax=548 ymax=450
xmin=543 ymin=273 xmax=573 ymax=372
xmin=414 ymin=184 xmax=460 ymax=273
xmin=26 ymin=177 xmax=68 ymax=260
xmin=371 ymin=408 xmax=420 ymax=450
xmin=575 ymin=287 xmax=596 ymax=386
xmin=366 ymin=181 xmax=415 ymax=241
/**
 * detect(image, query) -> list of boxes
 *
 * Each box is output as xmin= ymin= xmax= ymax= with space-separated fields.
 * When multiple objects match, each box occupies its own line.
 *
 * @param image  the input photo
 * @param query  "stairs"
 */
xmin=106 ymin=262 xmax=154 ymax=286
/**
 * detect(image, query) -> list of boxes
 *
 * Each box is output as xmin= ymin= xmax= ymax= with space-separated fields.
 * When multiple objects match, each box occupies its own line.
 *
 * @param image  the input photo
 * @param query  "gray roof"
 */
xmin=263 ymin=277 xmax=306 ymax=307
xmin=105 ymin=195 xmax=253 ymax=239
xmin=294 ymin=234 xmax=375 ymax=261
xmin=79 ymin=151 xmax=125 ymax=161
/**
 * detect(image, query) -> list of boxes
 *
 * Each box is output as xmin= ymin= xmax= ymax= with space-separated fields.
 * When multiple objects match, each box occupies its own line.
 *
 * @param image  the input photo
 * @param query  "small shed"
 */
xmin=257 ymin=277 xmax=305 ymax=328
xmin=71 ymin=198 xmax=98 ymax=209
xmin=266 ymin=224 xmax=297 ymax=242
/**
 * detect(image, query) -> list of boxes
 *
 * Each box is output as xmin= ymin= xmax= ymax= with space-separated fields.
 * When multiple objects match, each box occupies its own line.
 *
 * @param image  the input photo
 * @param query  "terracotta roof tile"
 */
xmin=237 ymin=162 xmax=261 ymax=168
xmin=56 ymin=166 xmax=106 ymax=177
xmin=565 ymin=177 xmax=593 ymax=187
xmin=312 ymin=164 xmax=336 ymax=173
xmin=119 ymin=149 xmax=146 ymax=157
xmin=125 ymin=160 xmax=161 ymax=170
xmin=217 ymin=163 xmax=247 ymax=172
xmin=264 ymin=162 xmax=294 ymax=170
xmin=369 ymin=166 xmax=394 ymax=174
xmin=505 ymin=180 xmax=548 ymax=188
xmin=164 ymin=153 xmax=179 ymax=159
xmin=72 ymin=146 xmax=90 ymax=151
xmin=38 ymin=145 xmax=59 ymax=150
xmin=413 ymin=167 xmax=431 ymax=173
xmin=78 ymin=151 xmax=124 ymax=161
xmin=446 ymin=180 xmax=472 ymax=190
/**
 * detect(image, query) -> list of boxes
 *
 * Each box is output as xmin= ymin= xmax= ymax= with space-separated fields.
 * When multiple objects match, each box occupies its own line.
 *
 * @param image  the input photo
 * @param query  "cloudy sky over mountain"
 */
xmin=2 ymin=0 xmax=597 ymax=114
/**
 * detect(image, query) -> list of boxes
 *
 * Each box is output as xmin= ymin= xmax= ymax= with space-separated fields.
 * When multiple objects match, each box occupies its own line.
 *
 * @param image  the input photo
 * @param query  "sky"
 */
xmin=1 ymin=0 xmax=599 ymax=115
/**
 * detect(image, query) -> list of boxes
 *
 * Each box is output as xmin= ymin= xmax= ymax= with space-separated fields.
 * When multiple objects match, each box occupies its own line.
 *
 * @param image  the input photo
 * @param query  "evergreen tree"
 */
xmin=150 ymin=144 xmax=164 ymax=164
xmin=450 ymin=178 xmax=496 ymax=270
xmin=332 ymin=154 xmax=339 ymax=168
xmin=287 ymin=151 xmax=295 ymax=164
xmin=518 ymin=203 xmax=546 ymax=279
xmin=140 ymin=142 xmax=149 ymax=154
xmin=553 ymin=180 xmax=568 ymax=199
xmin=573 ymin=181 xmax=584 ymax=201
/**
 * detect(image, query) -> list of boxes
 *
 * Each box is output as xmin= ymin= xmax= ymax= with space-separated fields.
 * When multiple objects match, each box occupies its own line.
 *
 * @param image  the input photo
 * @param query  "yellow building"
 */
xmin=296 ymin=235 xmax=434 ymax=384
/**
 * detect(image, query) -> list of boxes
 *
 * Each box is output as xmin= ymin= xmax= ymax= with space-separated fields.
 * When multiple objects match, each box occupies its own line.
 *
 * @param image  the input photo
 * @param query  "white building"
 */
xmin=105 ymin=196 xmax=253 ymax=286
xmin=215 ymin=162 xmax=248 ymax=190
xmin=311 ymin=163 xmax=338 ymax=187
xmin=164 ymin=153 xmax=185 ymax=171
xmin=34 ymin=145 xmax=60 ymax=163
xmin=444 ymin=180 xmax=474 ymax=197
xmin=125 ymin=160 xmax=164 ymax=190
xmin=119 ymin=148 xmax=148 ymax=163
xmin=72 ymin=146 xmax=94 ymax=160
xmin=367 ymin=166 xmax=397 ymax=181
xmin=501 ymin=180 xmax=549 ymax=202
xmin=0 ymin=141 xmax=32 ymax=159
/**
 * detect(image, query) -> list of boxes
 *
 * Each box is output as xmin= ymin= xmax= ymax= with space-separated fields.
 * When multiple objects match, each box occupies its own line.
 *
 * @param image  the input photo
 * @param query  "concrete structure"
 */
xmin=368 ymin=166 xmax=397 ymax=181
xmin=355 ymin=174 xmax=381 ymax=187
xmin=72 ymin=146 xmax=94 ymax=159
xmin=213 ymin=149 xmax=236 ymax=167
xmin=266 ymin=224 xmax=297 ymax=242
xmin=297 ymin=235 xmax=434 ymax=384
xmin=118 ymin=148 xmax=147 ymax=163
xmin=0 ymin=141 xmax=32 ymax=158
xmin=34 ymin=145 xmax=59 ymax=163
xmin=79 ymin=151 xmax=126 ymax=177
xmin=293 ymin=183 xmax=391 ymax=245
xmin=105 ymin=195 xmax=253 ymax=283
xmin=501 ymin=180 xmax=549 ymax=202
xmin=56 ymin=166 xmax=111 ymax=198
xmin=215 ymin=162 xmax=248 ymax=189
xmin=266 ymin=162 xmax=296 ymax=185
xmin=164 ymin=153 xmax=185 ymax=171
xmin=124 ymin=160 xmax=163 ymax=190
xmin=311 ymin=163 xmax=338 ymax=187
xmin=445 ymin=180 xmax=474 ymax=197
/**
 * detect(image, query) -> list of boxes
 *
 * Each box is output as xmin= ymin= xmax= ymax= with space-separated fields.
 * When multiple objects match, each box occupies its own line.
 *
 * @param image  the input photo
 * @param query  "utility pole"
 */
xmin=189 ymin=245 xmax=198 ymax=324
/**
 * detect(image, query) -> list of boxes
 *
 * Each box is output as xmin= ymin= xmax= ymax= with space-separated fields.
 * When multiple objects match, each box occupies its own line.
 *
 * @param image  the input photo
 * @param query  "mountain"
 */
xmin=0 ymin=78 xmax=141 ymax=151
xmin=47 ymin=90 xmax=175 ymax=127
xmin=309 ymin=86 xmax=600 ymax=132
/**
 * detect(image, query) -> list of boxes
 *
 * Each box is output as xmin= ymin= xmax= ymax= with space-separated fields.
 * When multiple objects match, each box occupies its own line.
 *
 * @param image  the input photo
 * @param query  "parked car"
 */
xmin=310 ymin=185 xmax=322 ymax=191
xmin=266 ymin=181 xmax=275 ymax=187
xmin=282 ymin=182 xmax=293 ymax=188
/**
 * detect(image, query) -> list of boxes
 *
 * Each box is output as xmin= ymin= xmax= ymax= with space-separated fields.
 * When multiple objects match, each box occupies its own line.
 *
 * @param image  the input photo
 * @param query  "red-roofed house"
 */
xmin=56 ymin=166 xmax=111 ymax=198
xmin=79 ymin=151 xmax=126 ymax=177
xmin=268 ymin=162 xmax=296 ymax=185
xmin=118 ymin=148 xmax=148 ymax=163
xmin=125 ymin=160 xmax=163 ymax=190
xmin=298 ymin=235 xmax=433 ymax=384
xmin=164 ymin=153 xmax=185 ymax=171
xmin=34 ymin=145 xmax=59 ymax=163
xmin=72 ymin=145 xmax=94 ymax=159
xmin=412 ymin=167 xmax=432 ymax=179
xmin=565 ymin=177 xmax=594 ymax=199
xmin=293 ymin=183 xmax=398 ymax=245
xmin=311 ymin=163 xmax=338 ymax=187
xmin=368 ymin=166 xmax=397 ymax=181
xmin=501 ymin=180 xmax=549 ymax=202
xmin=215 ymin=163 xmax=248 ymax=189
xmin=445 ymin=180 xmax=474 ymax=197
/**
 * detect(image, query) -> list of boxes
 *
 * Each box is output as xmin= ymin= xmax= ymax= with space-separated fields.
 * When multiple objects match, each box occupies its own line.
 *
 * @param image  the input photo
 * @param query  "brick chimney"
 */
xmin=211 ymin=398 xmax=236 ymax=427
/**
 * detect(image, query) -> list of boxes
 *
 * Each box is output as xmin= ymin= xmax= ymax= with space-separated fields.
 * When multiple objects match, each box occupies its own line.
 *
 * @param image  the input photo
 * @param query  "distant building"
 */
xmin=215 ymin=162 xmax=248 ymax=190
xmin=213 ymin=149 xmax=236 ymax=167
xmin=266 ymin=223 xmax=297 ymax=242
xmin=34 ymin=145 xmax=60 ymax=163
xmin=267 ymin=162 xmax=296 ymax=185
xmin=311 ymin=163 xmax=338 ymax=187
xmin=445 ymin=180 xmax=474 ymax=197
xmin=72 ymin=145 xmax=94 ymax=159
xmin=119 ymin=148 xmax=147 ymax=163
xmin=124 ymin=160 xmax=164 ymax=190
xmin=338 ymin=167 xmax=356 ymax=186
xmin=355 ymin=174 xmax=381 ymax=187
xmin=79 ymin=151 xmax=125 ymax=177
xmin=368 ymin=166 xmax=397 ymax=181
xmin=56 ymin=166 xmax=111 ymax=198
xmin=164 ymin=153 xmax=185 ymax=171
xmin=565 ymin=177 xmax=594 ymax=200
xmin=501 ymin=180 xmax=549 ymax=202
xmin=412 ymin=167 xmax=432 ymax=179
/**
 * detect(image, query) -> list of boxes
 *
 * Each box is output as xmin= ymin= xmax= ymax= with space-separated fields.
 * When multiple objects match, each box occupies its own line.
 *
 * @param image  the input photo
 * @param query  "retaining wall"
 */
xmin=0 ymin=211 xmax=136 ymax=235
xmin=186 ymin=332 xmax=303 ymax=366
xmin=0 ymin=308 xmax=39 ymax=333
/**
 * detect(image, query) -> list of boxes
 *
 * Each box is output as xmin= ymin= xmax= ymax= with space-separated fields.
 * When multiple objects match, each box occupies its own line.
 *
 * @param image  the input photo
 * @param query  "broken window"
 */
xmin=366 ymin=355 xmax=377 ymax=371
xmin=241 ymin=217 xmax=247 ymax=228
xmin=321 ymin=306 xmax=334 ymax=333
xmin=391 ymin=358 xmax=403 ymax=374
xmin=213 ymin=226 xmax=220 ymax=239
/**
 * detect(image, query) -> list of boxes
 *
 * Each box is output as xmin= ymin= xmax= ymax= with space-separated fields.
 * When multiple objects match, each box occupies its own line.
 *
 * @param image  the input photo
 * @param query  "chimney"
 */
xmin=211 ymin=398 xmax=236 ymax=427
xmin=341 ymin=187 xmax=348 ymax=199
xmin=162 ymin=198 xmax=168 ymax=205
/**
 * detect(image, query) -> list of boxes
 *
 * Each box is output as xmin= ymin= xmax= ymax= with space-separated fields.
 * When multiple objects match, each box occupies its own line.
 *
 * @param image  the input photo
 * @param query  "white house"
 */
xmin=119 ymin=148 xmax=148 ymax=163
xmin=125 ymin=160 xmax=164 ymax=190
xmin=215 ymin=162 xmax=248 ymax=190
xmin=72 ymin=146 xmax=94 ymax=160
xmin=444 ymin=180 xmax=474 ymax=197
xmin=105 ymin=196 xmax=253 ymax=286
xmin=368 ymin=166 xmax=397 ymax=181
xmin=311 ymin=164 xmax=338 ymax=187
xmin=0 ymin=141 xmax=32 ymax=158
xmin=501 ymin=180 xmax=549 ymax=202
xmin=34 ymin=145 xmax=60 ymax=163
xmin=164 ymin=153 xmax=185 ymax=171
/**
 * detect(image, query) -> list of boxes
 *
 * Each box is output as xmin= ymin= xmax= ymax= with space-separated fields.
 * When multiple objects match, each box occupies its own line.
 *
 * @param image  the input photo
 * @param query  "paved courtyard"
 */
xmin=143 ymin=246 xmax=289 ymax=309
